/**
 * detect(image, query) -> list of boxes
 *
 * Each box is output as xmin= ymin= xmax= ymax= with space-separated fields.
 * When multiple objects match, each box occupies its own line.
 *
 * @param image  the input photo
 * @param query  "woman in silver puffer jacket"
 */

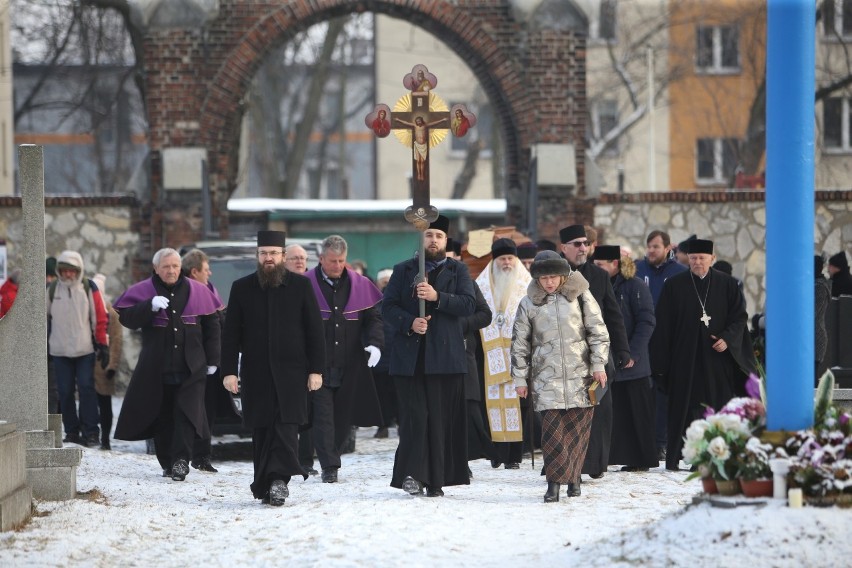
xmin=511 ymin=250 xmax=610 ymax=502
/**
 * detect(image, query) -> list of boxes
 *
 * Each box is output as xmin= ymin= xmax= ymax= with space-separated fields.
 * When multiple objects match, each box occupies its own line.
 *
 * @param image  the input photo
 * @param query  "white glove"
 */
xmin=151 ymin=296 xmax=169 ymax=311
xmin=364 ymin=345 xmax=381 ymax=368
xmin=206 ymin=366 xmax=217 ymax=375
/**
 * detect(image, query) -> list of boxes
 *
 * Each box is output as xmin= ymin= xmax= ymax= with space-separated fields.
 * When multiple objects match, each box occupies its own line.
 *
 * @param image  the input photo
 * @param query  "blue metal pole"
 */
xmin=765 ymin=0 xmax=815 ymax=431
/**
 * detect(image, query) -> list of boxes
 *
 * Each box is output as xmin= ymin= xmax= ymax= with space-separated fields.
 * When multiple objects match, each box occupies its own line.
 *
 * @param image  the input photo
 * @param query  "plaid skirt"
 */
xmin=541 ymin=407 xmax=594 ymax=484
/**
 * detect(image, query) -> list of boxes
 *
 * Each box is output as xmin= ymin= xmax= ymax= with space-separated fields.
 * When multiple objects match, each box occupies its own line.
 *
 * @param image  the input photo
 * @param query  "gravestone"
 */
xmin=0 ymin=145 xmax=81 ymax=508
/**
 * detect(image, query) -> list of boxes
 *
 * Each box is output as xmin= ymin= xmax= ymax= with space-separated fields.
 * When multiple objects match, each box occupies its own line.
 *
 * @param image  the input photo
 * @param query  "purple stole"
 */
xmin=306 ymin=267 xmax=382 ymax=321
xmin=114 ymin=277 xmax=223 ymax=327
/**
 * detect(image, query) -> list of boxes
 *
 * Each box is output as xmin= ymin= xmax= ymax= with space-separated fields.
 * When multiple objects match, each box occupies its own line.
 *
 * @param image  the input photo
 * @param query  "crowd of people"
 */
xmin=1 ymin=224 xmax=847 ymax=506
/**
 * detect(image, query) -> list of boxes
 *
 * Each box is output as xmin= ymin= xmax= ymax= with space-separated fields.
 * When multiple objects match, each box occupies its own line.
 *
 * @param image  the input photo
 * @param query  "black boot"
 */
xmin=566 ymin=482 xmax=581 ymax=497
xmin=544 ymin=482 xmax=560 ymax=503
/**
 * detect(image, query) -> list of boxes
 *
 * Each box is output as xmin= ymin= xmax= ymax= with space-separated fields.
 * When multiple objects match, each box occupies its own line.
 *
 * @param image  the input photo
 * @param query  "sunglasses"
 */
xmin=566 ymin=240 xmax=589 ymax=248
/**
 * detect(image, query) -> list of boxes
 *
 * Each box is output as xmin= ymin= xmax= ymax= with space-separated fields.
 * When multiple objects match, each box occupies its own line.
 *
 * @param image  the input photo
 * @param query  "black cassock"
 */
xmin=650 ymin=268 xmax=756 ymax=470
xmin=575 ymin=262 xmax=630 ymax=476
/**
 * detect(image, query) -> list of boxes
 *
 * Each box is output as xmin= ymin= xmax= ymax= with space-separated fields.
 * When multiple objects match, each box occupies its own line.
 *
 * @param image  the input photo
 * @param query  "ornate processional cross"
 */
xmin=366 ymin=64 xmax=477 ymax=231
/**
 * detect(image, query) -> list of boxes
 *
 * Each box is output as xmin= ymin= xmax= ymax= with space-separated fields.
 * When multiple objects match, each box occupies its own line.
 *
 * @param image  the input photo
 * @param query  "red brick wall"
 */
xmin=141 ymin=0 xmax=588 ymax=250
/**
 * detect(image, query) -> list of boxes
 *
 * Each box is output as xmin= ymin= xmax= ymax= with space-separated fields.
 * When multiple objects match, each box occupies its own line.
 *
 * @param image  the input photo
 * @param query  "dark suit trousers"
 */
xmin=154 ymin=384 xmax=195 ymax=471
xmin=311 ymin=385 xmax=343 ymax=469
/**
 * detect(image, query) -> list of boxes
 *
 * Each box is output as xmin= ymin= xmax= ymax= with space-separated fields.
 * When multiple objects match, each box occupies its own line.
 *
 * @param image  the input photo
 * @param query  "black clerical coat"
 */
xmin=114 ymin=276 xmax=221 ymax=441
xmin=650 ymin=267 xmax=756 ymax=470
xmin=576 ymin=261 xmax=630 ymax=475
xmin=221 ymin=271 xmax=325 ymax=428
xmin=460 ymin=282 xmax=492 ymax=401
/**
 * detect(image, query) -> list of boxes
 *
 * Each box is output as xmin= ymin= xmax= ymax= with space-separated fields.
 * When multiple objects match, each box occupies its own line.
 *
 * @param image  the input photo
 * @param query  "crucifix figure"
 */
xmin=366 ymin=64 xmax=476 ymax=231
xmin=366 ymin=64 xmax=476 ymax=316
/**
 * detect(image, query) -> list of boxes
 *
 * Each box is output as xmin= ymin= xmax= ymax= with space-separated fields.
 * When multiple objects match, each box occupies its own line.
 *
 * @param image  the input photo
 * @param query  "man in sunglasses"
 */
xmin=559 ymin=225 xmax=631 ymax=480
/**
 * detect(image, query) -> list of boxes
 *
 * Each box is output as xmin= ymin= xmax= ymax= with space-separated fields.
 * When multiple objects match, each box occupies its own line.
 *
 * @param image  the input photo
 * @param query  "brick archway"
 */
xmin=143 ymin=0 xmax=587 ymax=248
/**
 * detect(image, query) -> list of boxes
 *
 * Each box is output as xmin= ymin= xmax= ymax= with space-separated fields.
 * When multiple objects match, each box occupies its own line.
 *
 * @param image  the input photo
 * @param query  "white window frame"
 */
xmin=695 ymin=138 xmax=736 ymax=185
xmin=695 ymin=25 xmax=740 ymax=75
xmin=823 ymin=96 xmax=852 ymax=153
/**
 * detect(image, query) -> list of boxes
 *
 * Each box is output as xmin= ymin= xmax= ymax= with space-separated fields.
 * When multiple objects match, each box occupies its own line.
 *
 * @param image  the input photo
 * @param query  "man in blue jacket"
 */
xmin=383 ymin=215 xmax=476 ymax=497
xmin=634 ymin=230 xmax=686 ymax=461
xmin=594 ymin=245 xmax=657 ymax=472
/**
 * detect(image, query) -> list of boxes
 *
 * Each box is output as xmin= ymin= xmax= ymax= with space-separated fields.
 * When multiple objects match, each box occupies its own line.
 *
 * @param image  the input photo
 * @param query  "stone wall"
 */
xmin=594 ymin=190 xmax=852 ymax=313
xmin=0 ymin=196 xmax=143 ymax=390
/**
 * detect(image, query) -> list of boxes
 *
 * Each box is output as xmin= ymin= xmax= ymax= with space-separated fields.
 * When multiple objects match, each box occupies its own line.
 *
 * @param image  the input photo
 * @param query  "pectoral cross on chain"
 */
xmin=365 ymin=64 xmax=476 ymax=231
xmin=700 ymin=312 xmax=712 ymax=327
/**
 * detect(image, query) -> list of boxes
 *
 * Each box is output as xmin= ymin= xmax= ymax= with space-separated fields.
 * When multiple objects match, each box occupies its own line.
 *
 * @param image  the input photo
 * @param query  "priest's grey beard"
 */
xmin=257 ymin=262 xmax=288 ymax=289
xmin=424 ymin=248 xmax=446 ymax=262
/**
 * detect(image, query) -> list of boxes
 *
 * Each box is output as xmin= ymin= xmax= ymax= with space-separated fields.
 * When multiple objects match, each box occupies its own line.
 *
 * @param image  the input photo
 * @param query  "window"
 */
xmin=823 ymin=0 xmax=852 ymax=37
xmin=823 ymin=96 xmax=852 ymax=151
xmin=695 ymin=25 xmax=739 ymax=73
xmin=450 ymin=102 xmax=493 ymax=158
xmin=595 ymin=0 xmax=617 ymax=42
xmin=696 ymin=138 xmax=739 ymax=184
xmin=591 ymin=99 xmax=619 ymax=156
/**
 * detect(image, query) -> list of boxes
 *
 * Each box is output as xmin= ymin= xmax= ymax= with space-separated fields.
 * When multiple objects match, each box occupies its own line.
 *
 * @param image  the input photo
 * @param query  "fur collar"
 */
xmin=527 ymin=270 xmax=590 ymax=305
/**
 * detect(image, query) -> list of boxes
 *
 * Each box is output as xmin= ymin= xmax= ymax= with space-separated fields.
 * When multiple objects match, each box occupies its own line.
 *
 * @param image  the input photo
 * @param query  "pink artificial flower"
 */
xmin=745 ymin=373 xmax=761 ymax=399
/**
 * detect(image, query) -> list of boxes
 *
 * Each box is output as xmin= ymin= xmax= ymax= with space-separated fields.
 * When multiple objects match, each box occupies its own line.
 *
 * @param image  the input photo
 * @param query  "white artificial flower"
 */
xmin=686 ymin=420 xmax=710 ymax=442
xmin=707 ymin=436 xmax=731 ymax=461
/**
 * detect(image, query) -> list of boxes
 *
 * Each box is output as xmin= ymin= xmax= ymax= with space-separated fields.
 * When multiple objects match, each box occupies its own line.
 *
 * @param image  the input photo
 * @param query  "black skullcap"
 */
xmin=713 ymin=260 xmax=733 ymax=275
xmin=677 ymin=234 xmax=697 ymax=254
xmin=815 ymin=254 xmax=825 ymax=274
xmin=447 ymin=238 xmax=462 ymax=256
xmin=535 ymin=239 xmax=558 ymax=252
xmin=517 ymin=243 xmax=538 ymax=260
xmin=689 ymin=239 xmax=714 ymax=255
xmin=428 ymin=215 xmax=450 ymax=235
xmin=530 ymin=250 xmax=572 ymax=279
xmin=257 ymin=230 xmax=286 ymax=248
xmin=594 ymin=245 xmax=621 ymax=261
xmin=491 ymin=238 xmax=517 ymax=259
xmin=829 ymin=251 xmax=849 ymax=270
xmin=559 ymin=225 xmax=586 ymax=244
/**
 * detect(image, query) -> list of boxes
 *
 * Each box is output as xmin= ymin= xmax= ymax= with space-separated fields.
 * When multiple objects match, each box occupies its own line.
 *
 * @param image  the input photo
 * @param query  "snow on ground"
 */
xmin=2 ymin=401 xmax=851 ymax=566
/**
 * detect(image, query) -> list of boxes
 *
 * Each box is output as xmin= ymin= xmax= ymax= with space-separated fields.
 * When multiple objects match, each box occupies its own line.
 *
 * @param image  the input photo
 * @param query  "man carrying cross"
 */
xmin=649 ymin=238 xmax=756 ymax=471
xmin=382 ymin=215 xmax=476 ymax=497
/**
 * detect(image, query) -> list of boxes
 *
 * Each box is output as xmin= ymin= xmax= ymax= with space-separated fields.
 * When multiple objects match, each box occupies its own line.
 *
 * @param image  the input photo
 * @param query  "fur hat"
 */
xmin=530 ymin=250 xmax=572 ymax=278
xmin=517 ymin=243 xmax=538 ymax=260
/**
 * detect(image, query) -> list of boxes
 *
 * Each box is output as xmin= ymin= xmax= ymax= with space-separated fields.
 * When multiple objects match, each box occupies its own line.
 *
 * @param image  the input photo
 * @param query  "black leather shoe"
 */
xmin=374 ymin=427 xmax=389 ymax=439
xmin=544 ymin=482 xmax=560 ymax=503
xmin=490 ymin=459 xmax=501 ymax=469
xmin=268 ymin=480 xmax=288 ymax=506
xmin=425 ymin=486 xmax=444 ymax=497
xmin=657 ymin=446 xmax=667 ymax=461
xmin=171 ymin=459 xmax=189 ymax=482
xmin=192 ymin=456 xmax=218 ymax=473
xmin=321 ymin=468 xmax=338 ymax=483
xmin=402 ymin=476 xmax=424 ymax=495
xmin=99 ymin=438 xmax=111 ymax=451
xmin=162 ymin=468 xmax=172 ymax=478
xmin=505 ymin=462 xmax=520 ymax=470
xmin=302 ymin=465 xmax=319 ymax=476
xmin=589 ymin=471 xmax=605 ymax=479
xmin=567 ymin=483 xmax=581 ymax=497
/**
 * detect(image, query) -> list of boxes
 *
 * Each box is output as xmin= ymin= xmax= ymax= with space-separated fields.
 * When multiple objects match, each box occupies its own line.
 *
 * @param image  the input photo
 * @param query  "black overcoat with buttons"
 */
xmin=221 ymin=270 xmax=326 ymax=428
xmin=114 ymin=275 xmax=221 ymax=441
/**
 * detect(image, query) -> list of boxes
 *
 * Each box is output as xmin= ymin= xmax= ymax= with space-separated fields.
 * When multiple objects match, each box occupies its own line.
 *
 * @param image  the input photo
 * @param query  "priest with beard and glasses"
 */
xmin=649 ymin=238 xmax=755 ymax=471
xmin=220 ymin=230 xmax=326 ymax=506
xmin=383 ymin=215 xmax=476 ymax=497
xmin=475 ymin=238 xmax=533 ymax=469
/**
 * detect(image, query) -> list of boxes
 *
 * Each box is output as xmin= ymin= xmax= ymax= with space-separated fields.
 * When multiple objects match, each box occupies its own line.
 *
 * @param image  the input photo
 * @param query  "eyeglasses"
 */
xmin=258 ymin=250 xmax=283 ymax=258
xmin=287 ymin=256 xmax=307 ymax=262
xmin=566 ymin=240 xmax=589 ymax=248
